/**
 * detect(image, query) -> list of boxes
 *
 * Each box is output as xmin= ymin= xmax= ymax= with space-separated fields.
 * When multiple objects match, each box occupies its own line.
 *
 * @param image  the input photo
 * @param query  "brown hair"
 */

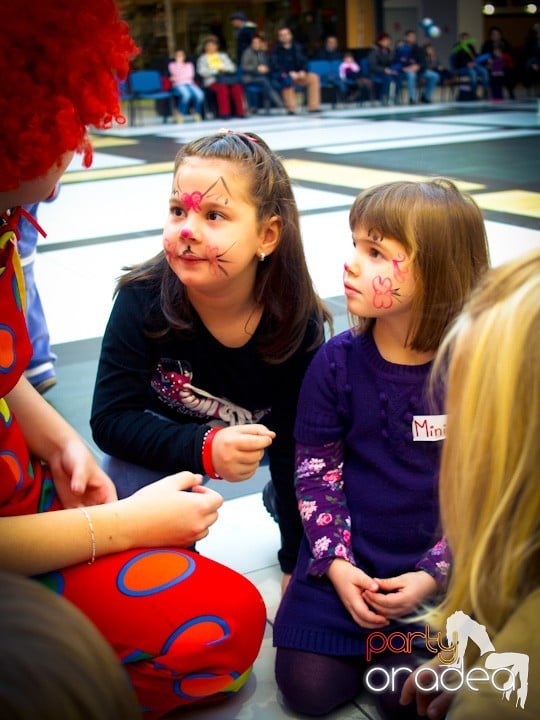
xmin=117 ymin=131 xmax=331 ymax=363
xmin=0 ymin=572 xmax=141 ymax=719
xmin=348 ymin=178 xmax=489 ymax=352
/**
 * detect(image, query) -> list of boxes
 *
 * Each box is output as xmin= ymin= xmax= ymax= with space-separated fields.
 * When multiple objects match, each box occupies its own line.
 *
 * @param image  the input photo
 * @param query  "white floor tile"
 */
xmin=197 ymin=492 xmax=281 ymax=576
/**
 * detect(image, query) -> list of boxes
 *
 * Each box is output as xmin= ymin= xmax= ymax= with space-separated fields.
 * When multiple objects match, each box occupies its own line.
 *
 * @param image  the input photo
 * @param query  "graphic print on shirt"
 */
xmin=151 ymin=358 xmax=269 ymax=425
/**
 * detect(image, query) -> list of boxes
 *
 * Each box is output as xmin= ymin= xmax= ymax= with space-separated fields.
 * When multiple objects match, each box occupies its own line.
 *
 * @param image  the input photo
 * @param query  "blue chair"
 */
xmin=308 ymin=60 xmax=341 ymax=106
xmin=127 ymin=70 xmax=174 ymax=126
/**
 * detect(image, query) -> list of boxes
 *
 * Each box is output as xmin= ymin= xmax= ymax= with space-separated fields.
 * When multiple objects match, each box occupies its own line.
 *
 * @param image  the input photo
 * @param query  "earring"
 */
xmin=258 ymin=251 xmax=266 ymax=262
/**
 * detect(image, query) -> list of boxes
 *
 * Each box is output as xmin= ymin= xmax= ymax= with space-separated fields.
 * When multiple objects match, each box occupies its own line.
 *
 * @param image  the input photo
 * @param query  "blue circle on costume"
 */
xmin=117 ymin=549 xmax=196 ymax=597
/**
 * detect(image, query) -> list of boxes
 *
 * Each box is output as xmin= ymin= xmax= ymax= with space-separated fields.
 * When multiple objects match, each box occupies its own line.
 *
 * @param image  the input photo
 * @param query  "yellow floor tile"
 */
xmin=62 ymin=161 xmax=174 ymax=184
xmin=471 ymin=190 xmax=540 ymax=218
xmin=282 ymin=159 xmax=485 ymax=192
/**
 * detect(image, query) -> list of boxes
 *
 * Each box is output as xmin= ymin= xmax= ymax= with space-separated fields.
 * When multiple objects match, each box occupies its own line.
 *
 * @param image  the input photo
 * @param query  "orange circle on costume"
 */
xmin=162 ymin=616 xmax=230 ymax=655
xmin=174 ymin=672 xmax=236 ymax=699
xmin=0 ymin=326 xmax=16 ymax=371
xmin=0 ymin=451 xmax=24 ymax=490
xmin=117 ymin=550 xmax=195 ymax=597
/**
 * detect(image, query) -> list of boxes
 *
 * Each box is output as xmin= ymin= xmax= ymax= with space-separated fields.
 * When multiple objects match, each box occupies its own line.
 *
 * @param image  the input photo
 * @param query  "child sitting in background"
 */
xmin=339 ymin=51 xmax=372 ymax=102
xmin=168 ymin=49 xmax=205 ymax=121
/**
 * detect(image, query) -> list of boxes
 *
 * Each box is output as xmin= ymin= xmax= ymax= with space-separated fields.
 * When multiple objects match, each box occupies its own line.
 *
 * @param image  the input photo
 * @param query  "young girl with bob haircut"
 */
xmin=91 ymin=130 xmax=332 ymax=583
xmin=1 ymin=3 xmax=267 ymax=717
xmin=273 ymin=178 xmax=490 ymax=718
xmin=401 ymin=247 xmax=540 ymax=719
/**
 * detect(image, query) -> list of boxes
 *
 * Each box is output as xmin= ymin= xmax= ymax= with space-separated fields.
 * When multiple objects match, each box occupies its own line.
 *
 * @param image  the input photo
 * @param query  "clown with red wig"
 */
xmin=0 ymin=2 xmax=266 ymax=717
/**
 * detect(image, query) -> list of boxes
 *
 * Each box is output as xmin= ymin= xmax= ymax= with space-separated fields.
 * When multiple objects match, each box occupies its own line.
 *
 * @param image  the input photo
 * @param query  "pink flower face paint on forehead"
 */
xmin=174 ymin=175 xmax=232 ymax=210
xmin=181 ymin=191 xmax=203 ymax=212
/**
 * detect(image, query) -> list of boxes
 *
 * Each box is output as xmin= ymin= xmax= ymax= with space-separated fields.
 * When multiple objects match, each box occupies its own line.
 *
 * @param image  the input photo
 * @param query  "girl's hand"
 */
xmin=48 ymin=438 xmax=118 ymax=507
xmin=363 ymin=571 xmax=437 ymax=618
xmin=327 ymin=558 xmax=389 ymax=628
xmin=121 ymin=472 xmax=223 ymax=548
xmin=212 ymin=424 xmax=275 ymax=482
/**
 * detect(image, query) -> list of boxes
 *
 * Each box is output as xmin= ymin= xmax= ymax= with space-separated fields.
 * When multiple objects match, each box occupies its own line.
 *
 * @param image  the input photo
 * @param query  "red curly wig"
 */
xmin=0 ymin=0 xmax=139 ymax=191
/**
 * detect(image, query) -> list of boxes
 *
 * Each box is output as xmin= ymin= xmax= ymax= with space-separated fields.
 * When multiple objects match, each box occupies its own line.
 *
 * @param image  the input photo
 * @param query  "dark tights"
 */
xmin=275 ymin=647 xmax=428 ymax=719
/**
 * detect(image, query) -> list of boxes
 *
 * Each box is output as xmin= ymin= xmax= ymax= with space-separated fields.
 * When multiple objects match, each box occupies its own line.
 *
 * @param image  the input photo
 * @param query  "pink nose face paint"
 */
xmin=180 ymin=228 xmax=191 ymax=239
xmin=344 ymin=262 xmax=351 ymax=273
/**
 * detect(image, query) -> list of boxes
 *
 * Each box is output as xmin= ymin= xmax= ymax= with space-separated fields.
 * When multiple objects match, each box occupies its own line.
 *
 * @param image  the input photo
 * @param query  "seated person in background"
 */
xmin=488 ymin=47 xmax=506 ymax=100
xmin=423 ymin=43 xmax=453 ymax=88
xmin=449 ymin=32 xmax=489 ymax=98
xmin=316 ymin=35 xmax=342 ymax=61
xmin=401 ymin=248 xmax=540 ymax=719
xmin=168 ymin=49 xmax=205 ymax=121
xmin=315 ymin=35 xmax=348 ymax=101
xmin=392 ymin=29 xmax=439 ymax=104
xmin=196 ymin=35 xmax=246 ymax=118
xmin=367 ymin=31 xmax=399 ymax=104
xmin=481 ymin=26 xmax=517 ymax=99
xmin=339 ymin=51 xmax=372 ymax=103
xmin=269 ymin=26 xmax=321 ymax=114
xmin=240 ymin=34 xmax=285 ymax=111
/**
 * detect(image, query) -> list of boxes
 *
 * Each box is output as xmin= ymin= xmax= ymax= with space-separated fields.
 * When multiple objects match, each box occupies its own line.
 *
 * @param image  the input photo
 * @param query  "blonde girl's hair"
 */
xmin=117 ymin=131 xmax=332 ymax=363
xmin=428 ymin=247 xmax=540 ymax=635
xmin=348 ymin=178 xmax=490 ymax=352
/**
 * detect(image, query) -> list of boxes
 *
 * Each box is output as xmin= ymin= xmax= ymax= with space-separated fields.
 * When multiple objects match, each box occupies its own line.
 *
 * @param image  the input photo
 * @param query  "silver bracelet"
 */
xmin=79 ymin=508 xmax=96 ymax=565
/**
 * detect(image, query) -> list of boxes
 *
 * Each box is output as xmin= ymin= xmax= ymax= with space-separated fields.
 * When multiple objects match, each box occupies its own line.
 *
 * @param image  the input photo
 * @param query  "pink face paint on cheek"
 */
xmin=163 ymin=236 xmax=175 ymax=256
xmin=372 ymin=276 xmax=394 ymax=309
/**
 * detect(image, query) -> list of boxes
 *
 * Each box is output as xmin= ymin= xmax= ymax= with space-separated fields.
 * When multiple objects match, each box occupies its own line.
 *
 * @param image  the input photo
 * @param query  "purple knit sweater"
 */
xmin=273 ymin=328 xmax=444 ymax=656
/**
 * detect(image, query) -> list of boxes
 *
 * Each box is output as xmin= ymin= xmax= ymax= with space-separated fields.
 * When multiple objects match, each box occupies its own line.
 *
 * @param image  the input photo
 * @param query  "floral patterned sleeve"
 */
xmin=295 ymin=438 xmax=356 ymax=577
xmin=415 ymin=536 xmax=452 ymax=590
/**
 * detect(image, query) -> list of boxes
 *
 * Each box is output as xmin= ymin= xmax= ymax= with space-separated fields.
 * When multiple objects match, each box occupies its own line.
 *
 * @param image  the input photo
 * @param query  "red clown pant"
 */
xmin=37 ymin=548 xmax=266 ymax=718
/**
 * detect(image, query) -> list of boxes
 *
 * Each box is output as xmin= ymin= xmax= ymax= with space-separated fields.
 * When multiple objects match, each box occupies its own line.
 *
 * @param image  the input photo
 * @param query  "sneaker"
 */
xmin=262 ymin=481 xmax=279 ymax=523
xmin=34 ymin=376 xmax=57 ymax=395
xmin=192 ymin=112 xmax=202 ymax=122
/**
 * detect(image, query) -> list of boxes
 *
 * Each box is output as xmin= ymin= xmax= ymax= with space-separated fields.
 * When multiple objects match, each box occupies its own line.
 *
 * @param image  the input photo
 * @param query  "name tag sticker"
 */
xmin=412 ymin=415 xmax=447 ymax=441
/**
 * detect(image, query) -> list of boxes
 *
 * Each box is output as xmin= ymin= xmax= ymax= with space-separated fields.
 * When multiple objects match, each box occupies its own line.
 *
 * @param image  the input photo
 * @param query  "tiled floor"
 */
xmin=36 ymin=95 xmax=539 ymax=718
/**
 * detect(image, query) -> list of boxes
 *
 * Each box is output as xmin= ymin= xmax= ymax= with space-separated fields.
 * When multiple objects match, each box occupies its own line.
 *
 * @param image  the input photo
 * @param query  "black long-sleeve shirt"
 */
xmin=91 ymin=280 xmax=323 ymax=475
xmin=269 ymin=41 xmax=309 ymax=75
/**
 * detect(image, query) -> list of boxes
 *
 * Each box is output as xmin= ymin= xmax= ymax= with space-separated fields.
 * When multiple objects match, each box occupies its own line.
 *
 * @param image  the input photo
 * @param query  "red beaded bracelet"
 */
xmin=202 ymin=427 xmax=222 ymax=479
